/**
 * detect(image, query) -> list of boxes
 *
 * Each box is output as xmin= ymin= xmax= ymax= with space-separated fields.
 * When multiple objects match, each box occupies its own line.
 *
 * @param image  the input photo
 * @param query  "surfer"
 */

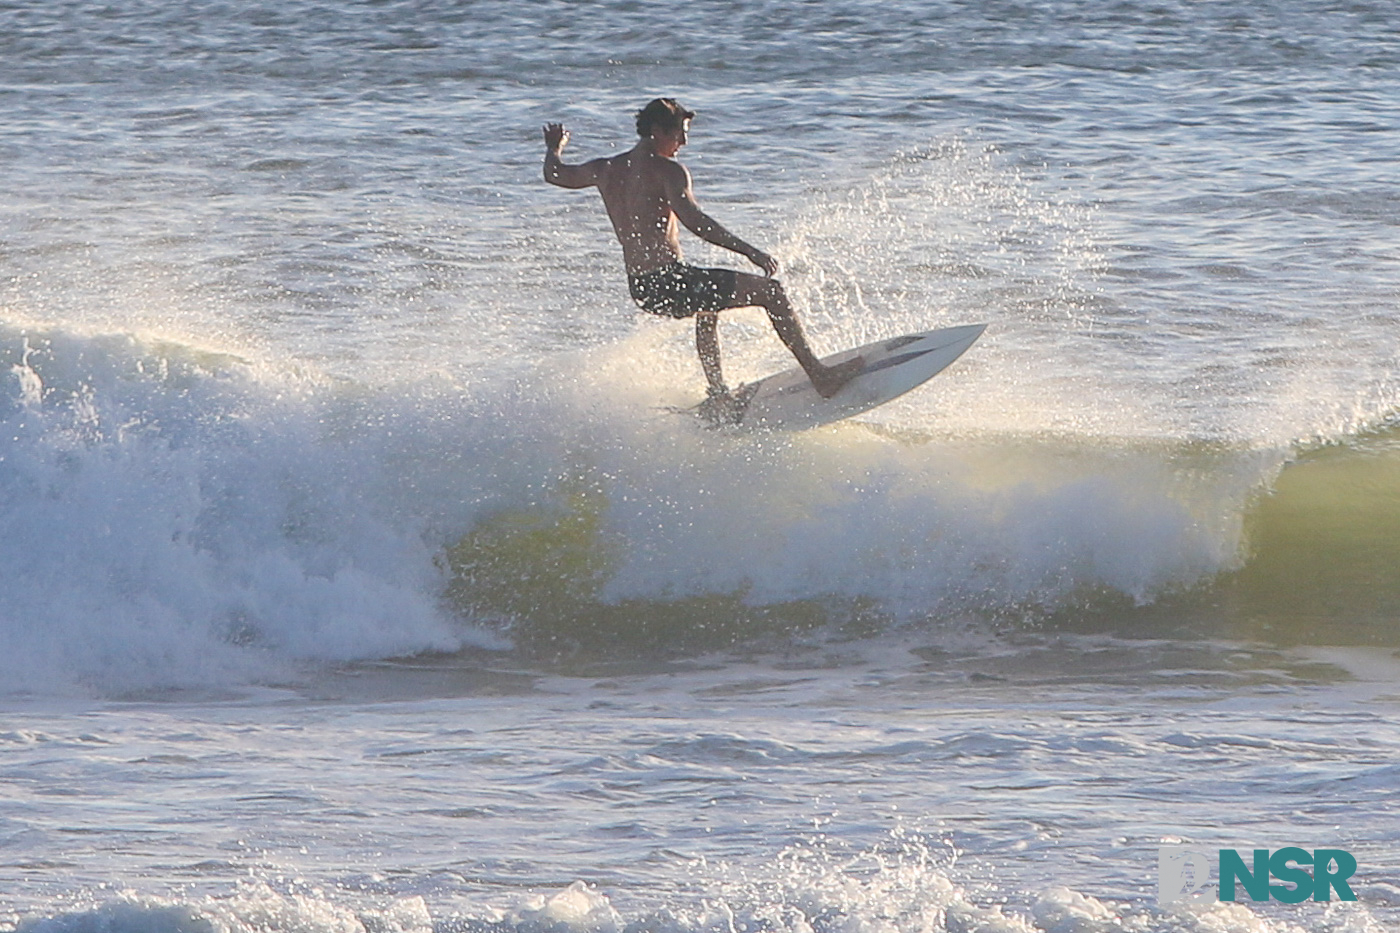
xmin=542 ymin=98 xmax=863 ymax=413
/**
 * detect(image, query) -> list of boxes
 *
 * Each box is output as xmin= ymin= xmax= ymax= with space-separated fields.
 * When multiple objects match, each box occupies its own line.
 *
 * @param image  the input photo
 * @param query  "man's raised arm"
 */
xmin=543 ymin=124 xmax=601 ymax=189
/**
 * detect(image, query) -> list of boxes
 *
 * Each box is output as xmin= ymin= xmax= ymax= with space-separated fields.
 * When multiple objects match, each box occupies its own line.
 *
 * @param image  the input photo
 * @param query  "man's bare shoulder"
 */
xmin=593 ymin=150 xmax=685 ymax=183
xmin=654 ymin=154 xmax=689 ymax=183
xmin=590 ymin=151 xmax=632 ymax=176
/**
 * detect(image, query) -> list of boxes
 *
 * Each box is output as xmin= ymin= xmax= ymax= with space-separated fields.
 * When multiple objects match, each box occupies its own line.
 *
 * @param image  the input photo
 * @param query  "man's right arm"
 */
xmin=543 ymin=123 xmax=602 ymax=189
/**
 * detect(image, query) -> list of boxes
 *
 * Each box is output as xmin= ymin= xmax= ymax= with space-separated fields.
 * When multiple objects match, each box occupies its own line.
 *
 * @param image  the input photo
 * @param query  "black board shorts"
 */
xmin=628 ymin=262 xmax=739 ymax=319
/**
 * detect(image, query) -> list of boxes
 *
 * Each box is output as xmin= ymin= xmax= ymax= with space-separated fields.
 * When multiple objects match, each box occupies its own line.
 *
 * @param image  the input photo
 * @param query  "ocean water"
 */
xmin=3 ymin=0 xmax=1400 ymax=930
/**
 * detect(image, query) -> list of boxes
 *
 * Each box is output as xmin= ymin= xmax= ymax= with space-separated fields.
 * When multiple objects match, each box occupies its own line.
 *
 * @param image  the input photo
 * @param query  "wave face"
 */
xmin=440 ymin=417 xmax=1400 ymax=657
xmin=1207 ymin=428 xmax=1400 ymax=646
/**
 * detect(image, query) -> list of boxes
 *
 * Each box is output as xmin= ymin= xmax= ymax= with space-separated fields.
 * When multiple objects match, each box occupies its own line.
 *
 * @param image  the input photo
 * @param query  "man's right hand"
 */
xmin=543 ymin=123 xmax=569 ymax=154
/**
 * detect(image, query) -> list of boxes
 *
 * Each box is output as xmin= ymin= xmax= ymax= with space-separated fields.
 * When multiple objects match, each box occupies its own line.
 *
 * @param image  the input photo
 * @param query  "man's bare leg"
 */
xmin=695 ymin=312 xmax=758 ymax=424
xmin=732 ymin=274 xmax=864 ymax=398
xmin=695 ymin=311 xmax=727 ymax=397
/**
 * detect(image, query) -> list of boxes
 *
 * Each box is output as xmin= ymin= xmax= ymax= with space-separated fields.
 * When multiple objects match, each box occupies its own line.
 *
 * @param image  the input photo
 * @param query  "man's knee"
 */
xmin=759 ymin=278 xmax=791 ymax=316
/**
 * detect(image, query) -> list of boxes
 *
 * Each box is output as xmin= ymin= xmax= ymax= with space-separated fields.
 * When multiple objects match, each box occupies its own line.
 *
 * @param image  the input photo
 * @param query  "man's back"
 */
xmin=591 ymin=149 xmax=684 ymax=275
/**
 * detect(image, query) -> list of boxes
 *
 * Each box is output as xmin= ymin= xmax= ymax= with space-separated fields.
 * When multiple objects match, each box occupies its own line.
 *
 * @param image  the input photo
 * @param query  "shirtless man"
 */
xmin=542 ymin=98 xmax=863 ymax=411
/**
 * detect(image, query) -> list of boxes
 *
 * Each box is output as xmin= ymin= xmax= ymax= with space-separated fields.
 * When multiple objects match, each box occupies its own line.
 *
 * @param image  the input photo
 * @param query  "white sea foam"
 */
xmin=0 ymin=326 xmax=500 ymax=695
xmin=11 ymin=882 xmax=433 ymax=933
xmin=19 ymin=853 xmax=1382 ymax=933
xmin=0 ymin=314 xmax=1302 ymax=694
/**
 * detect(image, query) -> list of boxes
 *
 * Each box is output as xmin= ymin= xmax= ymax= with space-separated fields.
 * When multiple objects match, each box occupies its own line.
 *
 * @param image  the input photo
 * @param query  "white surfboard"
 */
xmin=693 ymin=323 xmax=986 ymax=431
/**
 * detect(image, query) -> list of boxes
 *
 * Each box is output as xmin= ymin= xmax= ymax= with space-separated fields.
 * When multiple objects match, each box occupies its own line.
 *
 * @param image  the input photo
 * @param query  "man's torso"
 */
xmin=593 ymin=150 xmax=684 ymax=275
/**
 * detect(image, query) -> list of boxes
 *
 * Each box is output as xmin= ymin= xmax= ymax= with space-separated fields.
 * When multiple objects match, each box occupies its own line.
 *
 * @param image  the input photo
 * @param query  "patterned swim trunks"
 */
xmin=627 ymin=262 xmax=740 ymax=319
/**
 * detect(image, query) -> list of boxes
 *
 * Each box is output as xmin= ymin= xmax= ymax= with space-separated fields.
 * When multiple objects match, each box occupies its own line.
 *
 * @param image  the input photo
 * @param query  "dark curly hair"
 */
xmin=635 ymin=98 xmax=696 ymax=138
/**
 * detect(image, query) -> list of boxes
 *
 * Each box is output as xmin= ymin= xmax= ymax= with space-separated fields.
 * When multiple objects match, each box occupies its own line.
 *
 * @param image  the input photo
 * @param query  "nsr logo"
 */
xmin=1159 ymin=848 xmax=1358 ymax=904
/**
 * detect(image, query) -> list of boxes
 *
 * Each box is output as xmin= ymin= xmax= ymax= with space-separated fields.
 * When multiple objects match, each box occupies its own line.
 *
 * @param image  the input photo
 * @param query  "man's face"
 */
xmin=653 ymin=120 xmax=689 ymax=157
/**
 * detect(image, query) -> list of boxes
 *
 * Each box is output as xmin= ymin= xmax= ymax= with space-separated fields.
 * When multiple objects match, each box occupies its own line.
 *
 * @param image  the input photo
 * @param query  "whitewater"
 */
xmin=2 ymin=1 xmax=1399 ymax=931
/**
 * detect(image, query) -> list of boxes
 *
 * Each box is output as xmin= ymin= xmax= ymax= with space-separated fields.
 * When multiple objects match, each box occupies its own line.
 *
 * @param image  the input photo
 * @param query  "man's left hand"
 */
xmin=543 ymin=123 xmax=569 ymax=153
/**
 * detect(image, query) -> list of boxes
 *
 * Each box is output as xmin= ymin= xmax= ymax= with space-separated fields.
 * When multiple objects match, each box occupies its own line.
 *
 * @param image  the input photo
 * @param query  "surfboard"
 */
xmin=690 ymin=323 xmax=986 ymax=431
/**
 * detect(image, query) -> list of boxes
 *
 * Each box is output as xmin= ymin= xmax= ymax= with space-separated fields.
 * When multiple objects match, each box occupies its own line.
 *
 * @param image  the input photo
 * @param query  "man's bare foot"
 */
xmin=697 ymin=383 xmax=759 ymax=426
xmin=811 ymin=355 xmax=865 ymax=399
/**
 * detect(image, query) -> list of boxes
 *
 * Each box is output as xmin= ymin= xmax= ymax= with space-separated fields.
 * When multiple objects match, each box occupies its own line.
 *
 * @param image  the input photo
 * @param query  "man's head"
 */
xmin=636 ymin=98 xmax=696 ymax=140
